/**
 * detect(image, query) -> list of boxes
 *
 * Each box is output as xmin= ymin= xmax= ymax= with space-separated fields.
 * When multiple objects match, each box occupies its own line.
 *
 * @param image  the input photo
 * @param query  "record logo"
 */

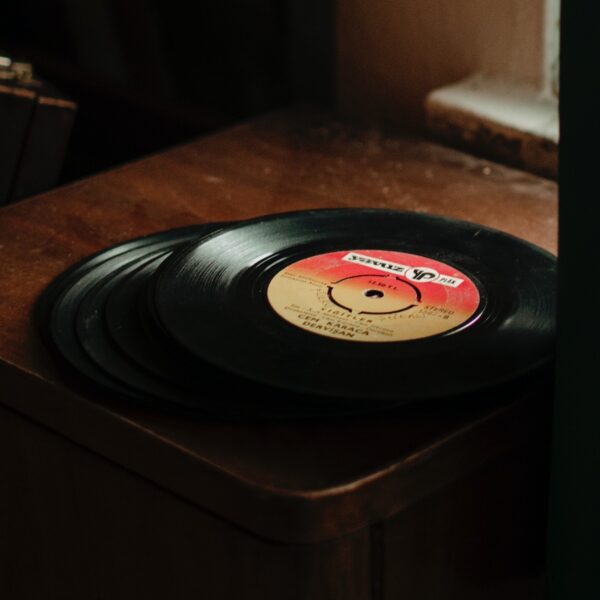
xmin=342 ymin=252 xmax=463 ymax=287
xmin=405 ymin=266 xmax=439 ymax=282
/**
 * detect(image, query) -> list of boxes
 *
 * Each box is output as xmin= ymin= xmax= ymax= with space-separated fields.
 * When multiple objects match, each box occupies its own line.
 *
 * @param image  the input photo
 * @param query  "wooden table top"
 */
xmin=0 ymin=107 xmax=557 ymax=543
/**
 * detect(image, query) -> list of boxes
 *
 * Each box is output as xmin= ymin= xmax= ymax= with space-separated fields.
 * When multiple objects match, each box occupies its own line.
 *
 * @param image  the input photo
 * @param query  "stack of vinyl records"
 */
xmin=37 ymin=209 xmax=557 ymax=418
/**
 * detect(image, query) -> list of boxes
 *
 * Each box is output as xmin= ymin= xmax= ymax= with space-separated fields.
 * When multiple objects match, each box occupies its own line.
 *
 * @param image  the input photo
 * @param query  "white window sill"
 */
xmin=425 ymin=75 xmax=558 ymax=179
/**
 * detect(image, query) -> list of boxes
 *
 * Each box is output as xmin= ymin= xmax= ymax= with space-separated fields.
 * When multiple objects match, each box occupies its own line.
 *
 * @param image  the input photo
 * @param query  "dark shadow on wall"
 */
xmin=0 ymin=0 xmax=333 ymax=183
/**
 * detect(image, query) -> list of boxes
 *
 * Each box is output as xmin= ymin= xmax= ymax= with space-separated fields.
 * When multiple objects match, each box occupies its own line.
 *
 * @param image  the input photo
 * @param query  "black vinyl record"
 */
xmin=36 ymin=224 xmax=227 ymax=408
xmin=152 ymin=209 xmax=556 ymax=407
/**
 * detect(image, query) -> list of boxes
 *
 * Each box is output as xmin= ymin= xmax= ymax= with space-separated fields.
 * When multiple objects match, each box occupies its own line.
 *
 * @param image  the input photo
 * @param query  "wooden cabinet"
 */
xmin=0 ymin=108 xmax=556 ymax=599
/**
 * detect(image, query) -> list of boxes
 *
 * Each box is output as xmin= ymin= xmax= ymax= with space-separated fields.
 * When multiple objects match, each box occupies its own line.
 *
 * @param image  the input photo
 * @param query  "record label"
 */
xmin=267 ymin=250 xmax=481 ymax=342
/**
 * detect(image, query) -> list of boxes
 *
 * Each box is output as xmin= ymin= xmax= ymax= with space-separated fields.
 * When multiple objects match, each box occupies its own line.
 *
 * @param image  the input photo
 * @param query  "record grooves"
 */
xmin=36 ymin=209 xmax=557 ymax=418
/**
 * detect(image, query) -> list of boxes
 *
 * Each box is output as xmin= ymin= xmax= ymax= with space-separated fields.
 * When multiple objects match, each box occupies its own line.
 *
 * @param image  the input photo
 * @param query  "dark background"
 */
xmin=549 ymin=2 xmax=600 ymax=598
xmin=0 ymin=0 xmax=332 ymax=183
xmin=2 ymin=2 xmax=600 ymax=598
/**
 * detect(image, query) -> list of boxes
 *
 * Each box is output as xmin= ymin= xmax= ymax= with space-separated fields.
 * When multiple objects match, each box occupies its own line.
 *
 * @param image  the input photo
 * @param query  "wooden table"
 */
xmin=0 ymin=108 xmax=557 ymax=599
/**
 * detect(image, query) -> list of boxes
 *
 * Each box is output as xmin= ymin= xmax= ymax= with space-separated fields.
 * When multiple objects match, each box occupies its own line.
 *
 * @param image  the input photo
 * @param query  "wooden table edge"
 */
xmin=1 ymin=358 xmax=539 ymax=544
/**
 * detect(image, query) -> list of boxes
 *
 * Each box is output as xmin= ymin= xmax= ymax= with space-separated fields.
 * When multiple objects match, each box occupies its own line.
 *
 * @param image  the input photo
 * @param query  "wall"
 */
xmin=335 ymin=0 xmax=550 ymax=132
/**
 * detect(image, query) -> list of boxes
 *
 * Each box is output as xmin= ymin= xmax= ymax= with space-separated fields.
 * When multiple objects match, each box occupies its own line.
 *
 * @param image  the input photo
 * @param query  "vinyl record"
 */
xmin=74 ymin=249 xmax=200 ymax=406
xmin=36 ymin=224 xmax=227 ymax=406
xmin=90 ymin=246 xmax=268 ymax=415
xmin=152 ymin=208 xmax=556 ymax=407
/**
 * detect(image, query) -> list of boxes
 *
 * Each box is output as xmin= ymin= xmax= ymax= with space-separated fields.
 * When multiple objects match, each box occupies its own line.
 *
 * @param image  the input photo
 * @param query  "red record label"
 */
xmin=267 ymin=249 xmax=481 ymax=342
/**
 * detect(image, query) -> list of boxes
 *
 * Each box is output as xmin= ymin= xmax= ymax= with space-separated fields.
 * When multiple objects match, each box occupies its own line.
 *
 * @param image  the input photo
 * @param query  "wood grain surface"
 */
xmin=0 ymin=107 xmax=557 ymax=544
